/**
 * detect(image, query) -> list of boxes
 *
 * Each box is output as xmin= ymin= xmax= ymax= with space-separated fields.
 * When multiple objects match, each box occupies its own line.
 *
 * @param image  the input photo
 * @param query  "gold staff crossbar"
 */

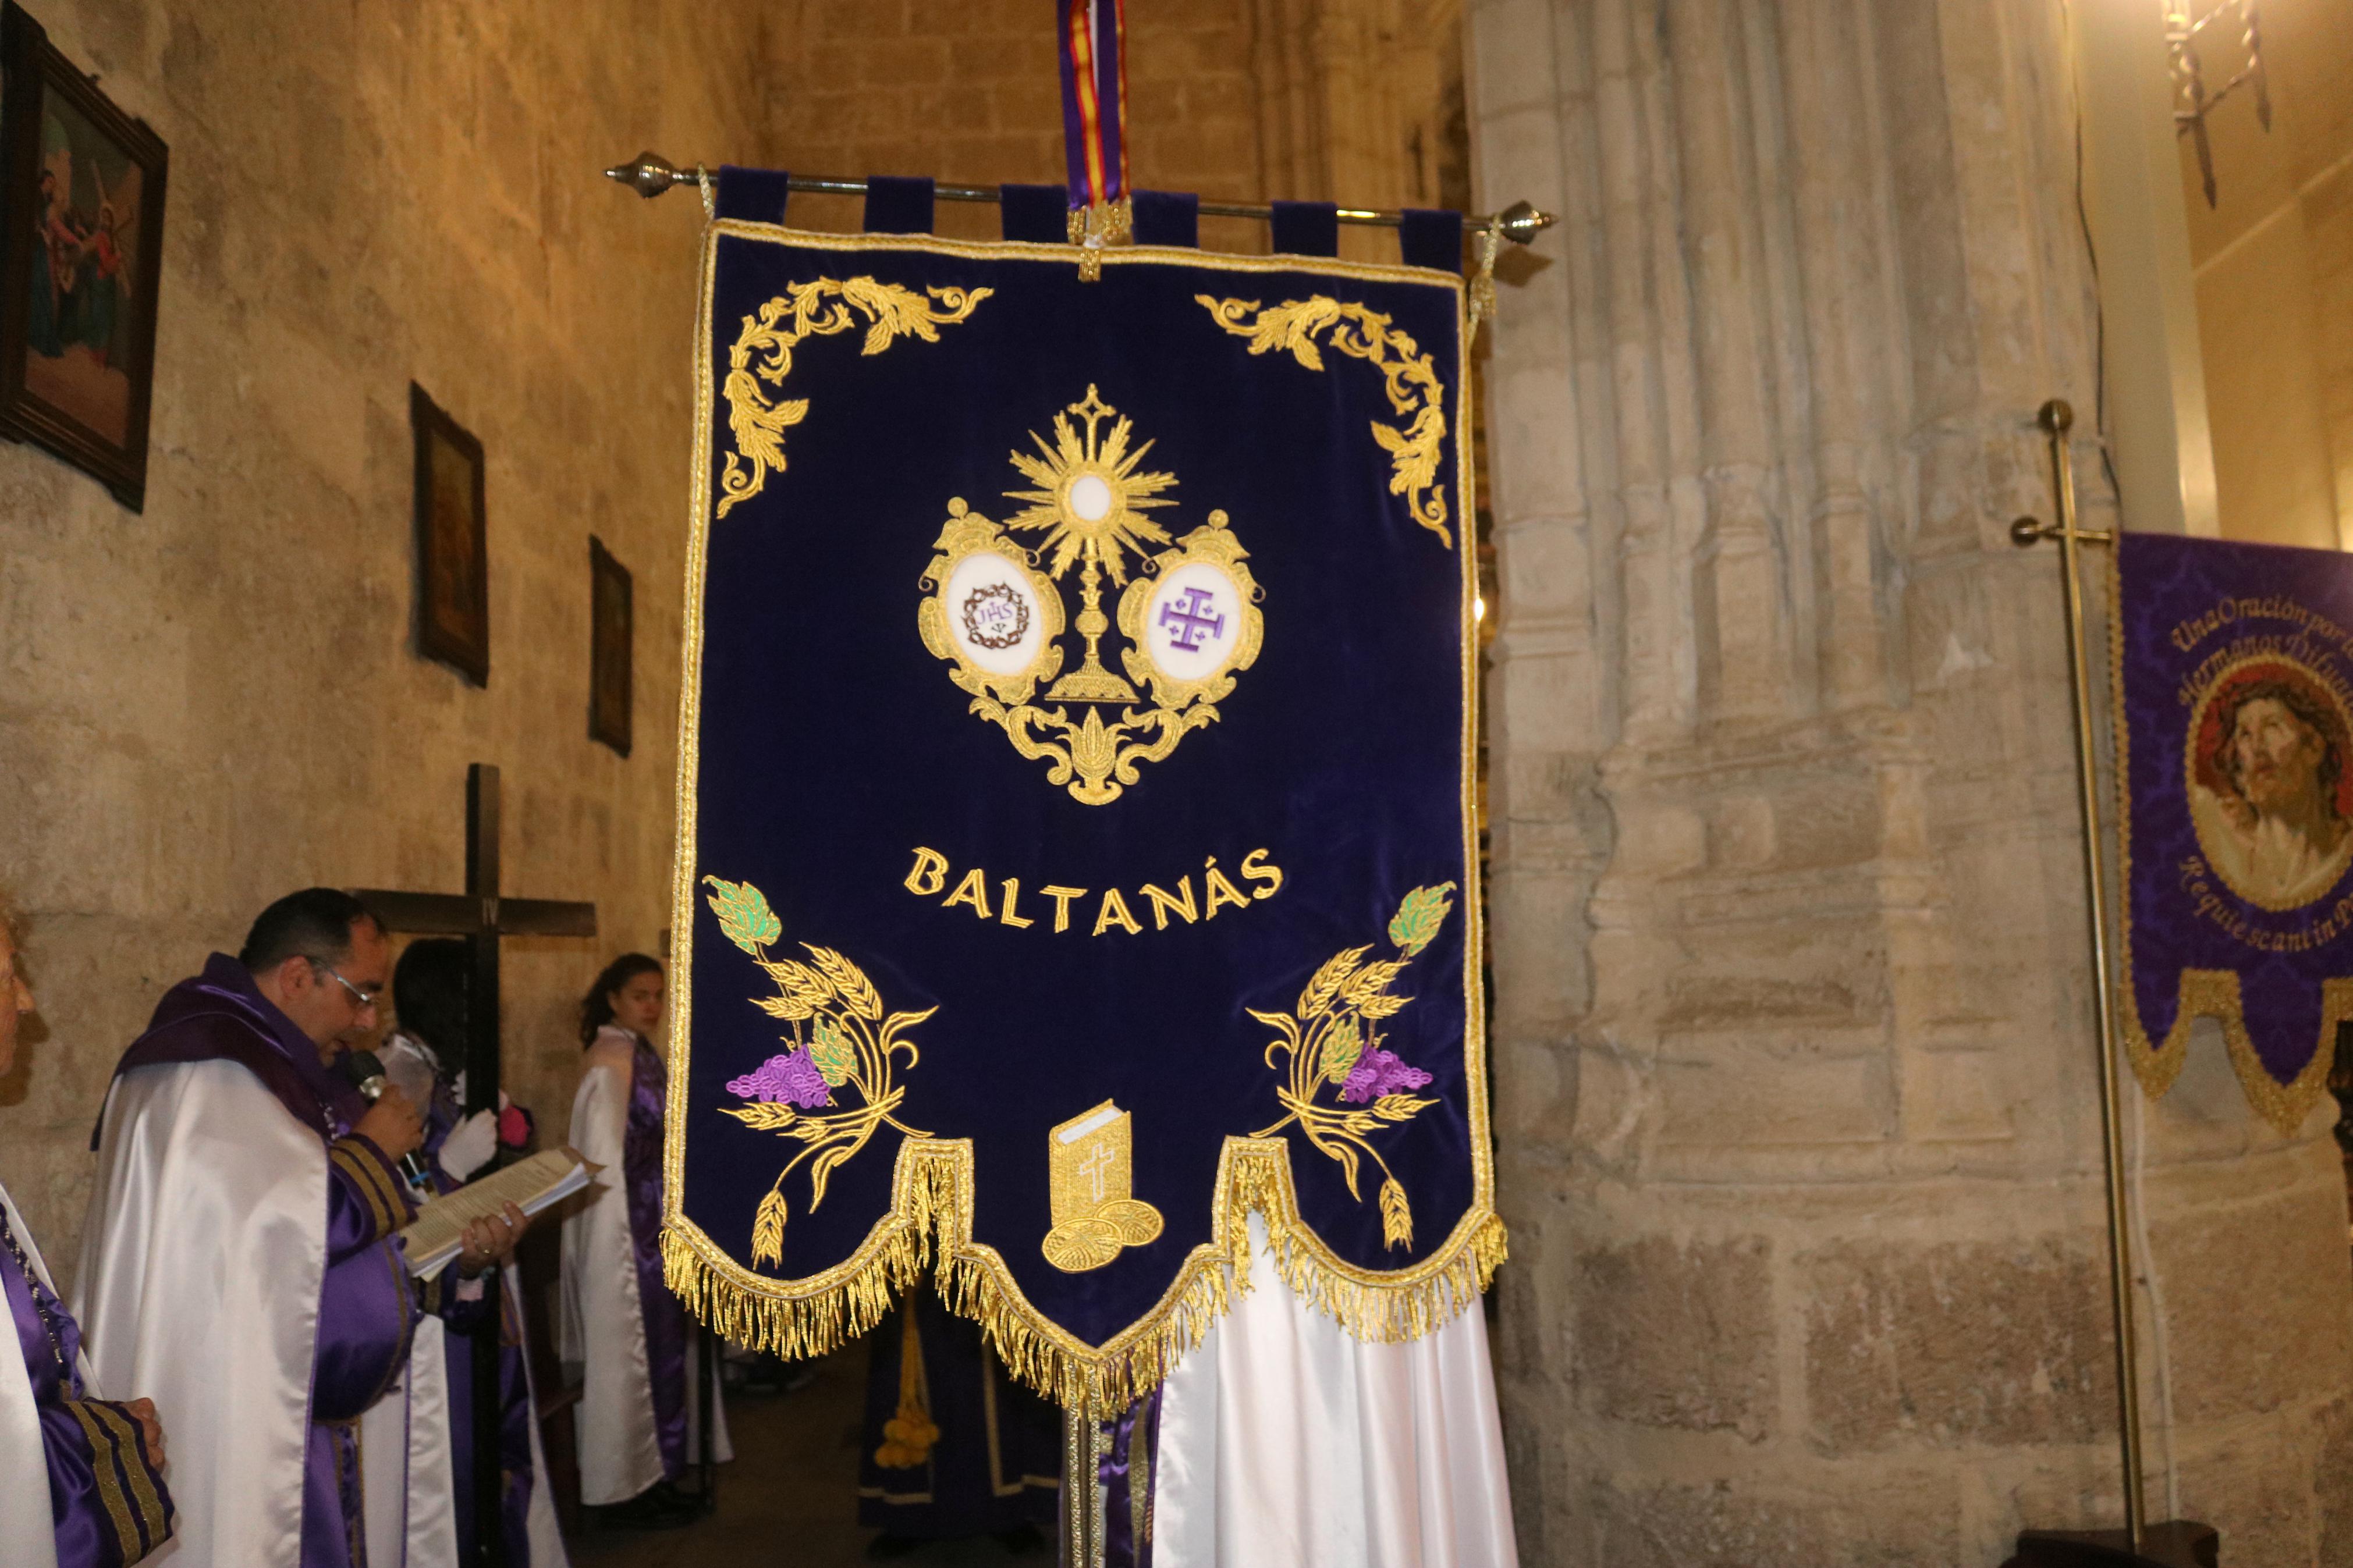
xmin=603 ymin=151 xmax=1558 ymax=244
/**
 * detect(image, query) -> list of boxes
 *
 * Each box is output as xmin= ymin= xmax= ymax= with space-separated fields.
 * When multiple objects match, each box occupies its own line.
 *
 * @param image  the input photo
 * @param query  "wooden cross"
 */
xmin=354 ymin=762 xmax=596 ymax=1568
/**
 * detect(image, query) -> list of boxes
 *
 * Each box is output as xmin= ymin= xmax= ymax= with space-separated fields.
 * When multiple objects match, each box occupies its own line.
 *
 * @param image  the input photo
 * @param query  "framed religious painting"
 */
xmin=410 ymin=383 xmax=489 ymax=685
xmin=0 ymin=2 xmax=169 ymax=512
xmin=588 ymin=534 xmax=633 ymax=755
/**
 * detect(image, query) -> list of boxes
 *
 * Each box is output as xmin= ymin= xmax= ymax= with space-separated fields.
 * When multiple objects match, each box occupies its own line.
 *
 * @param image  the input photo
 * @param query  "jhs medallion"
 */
xmin=918 ymin=387 xmax=1264 ymax=805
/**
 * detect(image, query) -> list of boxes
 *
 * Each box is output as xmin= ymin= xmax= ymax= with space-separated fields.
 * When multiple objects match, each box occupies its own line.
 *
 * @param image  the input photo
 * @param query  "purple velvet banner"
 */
xmin=2114 ymin=530 xmax=2353 ymax=1129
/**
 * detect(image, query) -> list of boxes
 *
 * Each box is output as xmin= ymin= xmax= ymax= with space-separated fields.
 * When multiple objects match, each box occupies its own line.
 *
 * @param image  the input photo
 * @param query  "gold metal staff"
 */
xmin=2008 ymin=400 xmax=2146 ymax=1549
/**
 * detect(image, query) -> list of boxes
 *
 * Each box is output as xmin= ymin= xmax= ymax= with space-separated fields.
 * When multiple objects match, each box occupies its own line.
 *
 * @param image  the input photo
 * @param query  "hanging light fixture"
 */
xmin=2166 ymin=0 xmax=2273 ymax=207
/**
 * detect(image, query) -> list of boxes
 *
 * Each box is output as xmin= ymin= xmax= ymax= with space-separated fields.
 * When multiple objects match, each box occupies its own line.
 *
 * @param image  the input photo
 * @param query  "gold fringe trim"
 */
xmin=2114 ymin=968 xmax=2351 ymax=1135
xmin=662 ymin=1135 xmax=1506 ymax=1411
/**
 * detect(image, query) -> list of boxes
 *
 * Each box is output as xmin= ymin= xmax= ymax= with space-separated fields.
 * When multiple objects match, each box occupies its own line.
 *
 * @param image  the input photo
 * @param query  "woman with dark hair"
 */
xmin=560 ymin=954 xmax=729 ymax=1528
xmin=366 ymin=939 xmax=566 ymax=1568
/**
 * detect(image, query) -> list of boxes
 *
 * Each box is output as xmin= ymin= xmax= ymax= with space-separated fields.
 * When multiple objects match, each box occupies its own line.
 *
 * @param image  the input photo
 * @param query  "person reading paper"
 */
xmin=74 ymin=890 xmax=526 ymax=1568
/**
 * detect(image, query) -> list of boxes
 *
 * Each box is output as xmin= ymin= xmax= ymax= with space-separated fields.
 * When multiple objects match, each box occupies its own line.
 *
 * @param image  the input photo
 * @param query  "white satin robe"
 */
xmin=1153 ymin=1217 xmax=1520 ymax=1568
xmin=358 ymin=1261 xmax=569 ymax=1568
xmin=74 ymin=1059 xmax=329 ymax=1568
xmin=560 ymin=1036 xmax=727 ymax=1507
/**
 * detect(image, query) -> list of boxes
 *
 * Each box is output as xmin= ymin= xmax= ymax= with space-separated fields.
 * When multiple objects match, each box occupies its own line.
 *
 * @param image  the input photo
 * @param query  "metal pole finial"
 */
xmin=605 ymin=150 xmax=683 ymax=200
xmin=1492 ymin=199 xmax=1557 ymax=245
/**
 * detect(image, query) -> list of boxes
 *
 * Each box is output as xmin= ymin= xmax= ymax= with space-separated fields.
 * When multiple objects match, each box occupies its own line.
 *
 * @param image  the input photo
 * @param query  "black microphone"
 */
xmin=335 ymin=1050 xmax=434 ymax=1193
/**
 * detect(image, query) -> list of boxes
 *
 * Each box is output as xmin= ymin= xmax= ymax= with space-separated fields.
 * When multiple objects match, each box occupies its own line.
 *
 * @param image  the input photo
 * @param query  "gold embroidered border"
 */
xmin=665 ymin=223 xmax=1492 ymax=1408
xmin=2106 ymin=550 xmax=2350 ymax=1132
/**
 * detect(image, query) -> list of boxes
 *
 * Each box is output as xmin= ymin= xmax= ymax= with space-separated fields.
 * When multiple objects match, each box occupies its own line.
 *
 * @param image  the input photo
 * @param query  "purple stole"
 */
xmin=621 ymin=1033 xmax=690 ymax=1477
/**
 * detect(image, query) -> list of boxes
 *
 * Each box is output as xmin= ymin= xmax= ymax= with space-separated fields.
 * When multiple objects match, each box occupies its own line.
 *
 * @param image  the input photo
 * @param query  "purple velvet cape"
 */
xmin=2 ymin=1199 xmax=173 ymax=1566
xmin=106 ymin=955 xmax=458 ymax=1568
xmin=858 ymin=1286 xmax=1059 ymax=1539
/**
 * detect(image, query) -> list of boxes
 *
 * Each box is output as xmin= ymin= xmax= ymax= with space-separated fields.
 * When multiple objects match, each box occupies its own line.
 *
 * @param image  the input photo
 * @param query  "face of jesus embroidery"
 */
xmin=917 ymin=387 xmax=1264 ymax=806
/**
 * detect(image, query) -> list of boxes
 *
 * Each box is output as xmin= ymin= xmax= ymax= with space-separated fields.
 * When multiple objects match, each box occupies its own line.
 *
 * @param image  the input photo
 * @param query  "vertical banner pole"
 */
xmin=1061 ymin=1398 xmax=1106 ymax=1567
xmin=464 ymin=763 xmax=508 ymax=1568
xmin=2033 ymin=397 xmax=2148 ymax=1548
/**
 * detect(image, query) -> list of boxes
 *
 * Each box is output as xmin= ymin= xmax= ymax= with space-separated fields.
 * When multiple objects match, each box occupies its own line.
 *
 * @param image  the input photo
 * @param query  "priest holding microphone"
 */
xmin=74 ymin=888 xmax=529 ymax=1568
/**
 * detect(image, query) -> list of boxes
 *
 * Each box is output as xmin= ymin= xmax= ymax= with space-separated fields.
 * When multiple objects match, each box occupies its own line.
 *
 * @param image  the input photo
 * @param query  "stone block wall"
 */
xmin=0 ymin=0 xmax=773 ymax=1282
xmin=762 ymin=0 xmax=1467 ymax=259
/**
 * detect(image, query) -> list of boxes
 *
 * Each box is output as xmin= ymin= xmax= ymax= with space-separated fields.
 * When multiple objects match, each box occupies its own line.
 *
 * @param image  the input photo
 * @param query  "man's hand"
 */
xmin=123 ymin=1397 xmax=165 ymax=1470
xmin=454 ymin=1201 xmax=530 ymax=1278
xmin=353 ymin=1085 xmax=424 ymax=1160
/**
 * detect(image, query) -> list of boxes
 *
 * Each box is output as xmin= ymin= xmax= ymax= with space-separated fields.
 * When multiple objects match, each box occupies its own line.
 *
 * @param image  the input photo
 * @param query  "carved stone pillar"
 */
xmin=1468 ymin=0 xmax=2353 ymax=1562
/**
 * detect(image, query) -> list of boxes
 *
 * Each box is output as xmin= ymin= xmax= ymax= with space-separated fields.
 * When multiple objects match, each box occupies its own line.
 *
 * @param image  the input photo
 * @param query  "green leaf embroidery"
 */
xmin=704 ymin=875 xmax=782 ymax=952
xmin=809 ymin=1016 xmax=856 ymax=1087
xmin=1386 ymin=882 xmax=1457 ymax=957
xmin=1319 ymin=1017 xmax=1365 ymax=1084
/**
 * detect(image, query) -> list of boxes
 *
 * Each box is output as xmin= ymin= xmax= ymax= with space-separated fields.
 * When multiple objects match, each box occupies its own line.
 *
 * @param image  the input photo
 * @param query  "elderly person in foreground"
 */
xmin=0 ymin=909 xmax=173 ymax=1567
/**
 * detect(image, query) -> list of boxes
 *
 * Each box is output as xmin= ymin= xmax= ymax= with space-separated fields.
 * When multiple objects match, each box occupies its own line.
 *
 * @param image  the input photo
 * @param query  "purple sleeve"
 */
xmin=44 ymin=1396 xmax=174 ymax=1567
xmin=416 ymin=1269 xmax=494 ymax=1332
xmin=325 ymin=1135 xmax=413 ymax=1263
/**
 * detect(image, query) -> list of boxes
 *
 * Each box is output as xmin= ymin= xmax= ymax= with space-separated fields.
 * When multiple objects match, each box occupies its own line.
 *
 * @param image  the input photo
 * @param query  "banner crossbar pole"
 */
xmin=2010 ymin=397 xmax=2147 ymax=1552
xmin=601 ymin=152 xmax=1559 ymax=243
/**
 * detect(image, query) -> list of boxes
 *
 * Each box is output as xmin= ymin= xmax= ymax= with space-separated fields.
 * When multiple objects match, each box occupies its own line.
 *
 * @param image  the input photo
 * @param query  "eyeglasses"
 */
xmin=310 ymin=961 xmax=383 ymax=1015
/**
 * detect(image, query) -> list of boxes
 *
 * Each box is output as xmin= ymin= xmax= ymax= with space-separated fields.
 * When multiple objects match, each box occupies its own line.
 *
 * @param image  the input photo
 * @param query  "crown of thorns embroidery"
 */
xmin=960 ymin=582 xmax=1030 ymax=650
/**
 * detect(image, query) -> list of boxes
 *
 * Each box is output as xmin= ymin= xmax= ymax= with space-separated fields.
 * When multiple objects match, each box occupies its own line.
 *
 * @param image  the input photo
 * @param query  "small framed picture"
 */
xmin=589 ymin=535 xmax=633 ymax=756
xmin=0 ymin=2 xmax=169 ymax=511
xmin=411 ymin=383 xmax=489 ymax=685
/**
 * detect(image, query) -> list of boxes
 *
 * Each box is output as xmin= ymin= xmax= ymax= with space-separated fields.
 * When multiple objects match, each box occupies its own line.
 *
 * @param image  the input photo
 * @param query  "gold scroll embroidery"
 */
xmin=918 ymin=388 xmax=1264 ymax=805
xmin=1041 ymin=1101 xmax=1165 ymax=1272
xmin=716 ymin=278 xmax=991 ymax=520
xmin=704 ymin=876 xmax=934 ymax=1268
xmin=1194 ymin=293 xmax=1453 ymax=547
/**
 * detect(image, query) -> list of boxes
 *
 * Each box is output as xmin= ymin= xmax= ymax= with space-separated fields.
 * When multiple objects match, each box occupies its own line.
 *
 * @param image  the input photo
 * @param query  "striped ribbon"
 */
xmin=1058 ymin=0 xmax=1128 ymax=211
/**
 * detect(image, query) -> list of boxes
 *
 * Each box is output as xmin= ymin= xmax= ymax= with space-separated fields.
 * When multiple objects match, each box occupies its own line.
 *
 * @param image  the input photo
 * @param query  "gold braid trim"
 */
xmin=2115 ymin=968 xmax=2352 ymax=1134
xmin=662 ymin=1135 xmax=1506 ymax=1411
xmin=2105 ymin=550 xmax=2351 ymax=1133
xmin=66 ymin=1402 xmax=141 ymax=1555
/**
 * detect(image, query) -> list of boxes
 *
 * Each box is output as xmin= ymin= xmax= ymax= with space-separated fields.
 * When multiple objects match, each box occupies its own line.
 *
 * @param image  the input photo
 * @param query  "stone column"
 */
xmin=1467 ymin=0 xmax=2353 ymax=1562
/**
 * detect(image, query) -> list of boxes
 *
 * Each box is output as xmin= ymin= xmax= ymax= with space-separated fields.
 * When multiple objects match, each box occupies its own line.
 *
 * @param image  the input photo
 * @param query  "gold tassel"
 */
xmin=1465 ymin=222 xmax=1501 ymax=340
xmin=874 ymin=1289 xmax=940 ymax=1467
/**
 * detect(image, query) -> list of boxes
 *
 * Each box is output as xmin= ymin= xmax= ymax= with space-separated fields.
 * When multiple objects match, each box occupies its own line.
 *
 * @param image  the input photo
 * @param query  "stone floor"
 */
xmin=565 ymin=1342 xmax=1052 ymax=1567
